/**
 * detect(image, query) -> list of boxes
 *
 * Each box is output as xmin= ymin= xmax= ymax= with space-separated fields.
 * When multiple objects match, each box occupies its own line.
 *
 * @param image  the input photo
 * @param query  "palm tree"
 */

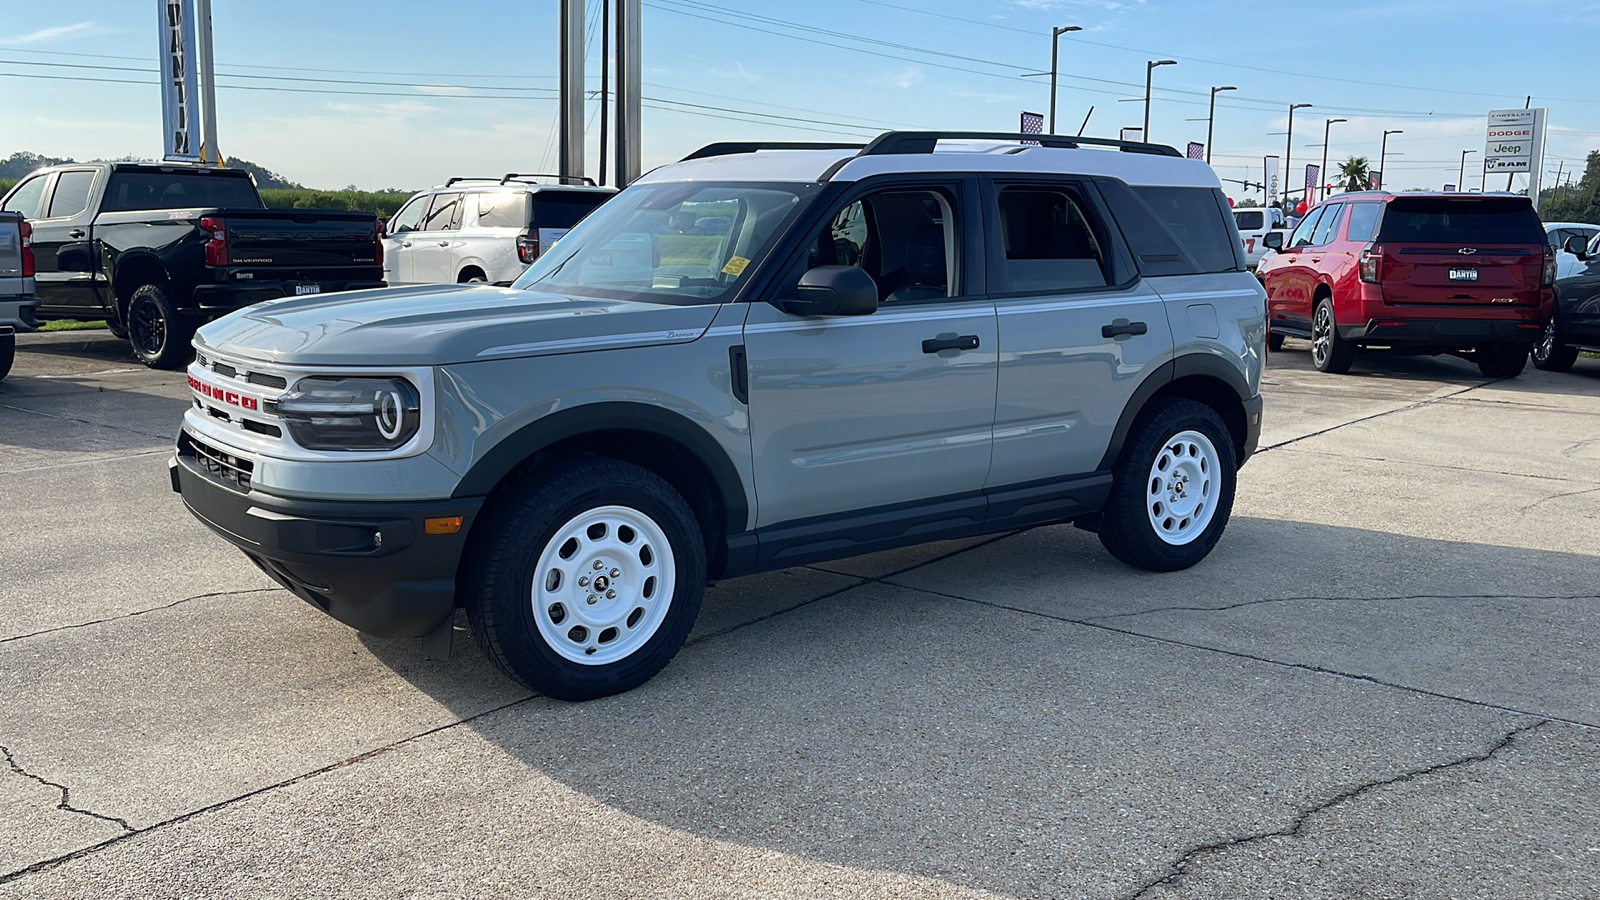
xmin=1338 ymin=155 xmax=1373 ymax=192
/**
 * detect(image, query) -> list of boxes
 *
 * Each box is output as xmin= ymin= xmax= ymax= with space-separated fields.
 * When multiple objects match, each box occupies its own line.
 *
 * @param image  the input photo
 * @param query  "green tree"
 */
xmin=1337 ymin=155 xmax=1372 ymax=191
xmin=1538 ymin=149 xmax=1600 ymax=223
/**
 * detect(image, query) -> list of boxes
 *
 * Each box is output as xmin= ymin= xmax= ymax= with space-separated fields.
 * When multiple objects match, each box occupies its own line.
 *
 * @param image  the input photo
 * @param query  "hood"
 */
xmin=195 ymin=283 xmax=722 ymax=367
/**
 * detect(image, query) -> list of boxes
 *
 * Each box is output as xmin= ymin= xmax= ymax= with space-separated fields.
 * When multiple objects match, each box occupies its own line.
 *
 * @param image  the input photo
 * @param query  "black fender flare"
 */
xmin=1096 ymin=354 xmax=1253 ymax=471
xmin=450 ymin=401 xmax=749 ymax=535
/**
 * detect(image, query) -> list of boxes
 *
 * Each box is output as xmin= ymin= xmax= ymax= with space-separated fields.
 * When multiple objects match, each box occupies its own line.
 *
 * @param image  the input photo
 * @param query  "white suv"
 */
xmin=383 ymin=175 xmax=615 ymax=285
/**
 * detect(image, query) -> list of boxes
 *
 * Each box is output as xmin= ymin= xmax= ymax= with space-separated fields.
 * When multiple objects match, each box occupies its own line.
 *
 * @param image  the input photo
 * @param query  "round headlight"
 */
xmin=375 ymin=389 xmax=404 ymax=440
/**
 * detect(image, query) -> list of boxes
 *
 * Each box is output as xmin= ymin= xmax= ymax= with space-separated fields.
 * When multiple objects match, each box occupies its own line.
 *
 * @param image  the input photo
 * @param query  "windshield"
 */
xmin=512 ymin=181 xmax=819 ymax=303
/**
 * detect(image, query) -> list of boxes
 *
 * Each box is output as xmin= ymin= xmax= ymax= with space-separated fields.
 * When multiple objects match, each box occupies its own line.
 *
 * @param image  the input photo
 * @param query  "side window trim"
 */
xmin=980 ymin=175 xmax=1135 ymax=298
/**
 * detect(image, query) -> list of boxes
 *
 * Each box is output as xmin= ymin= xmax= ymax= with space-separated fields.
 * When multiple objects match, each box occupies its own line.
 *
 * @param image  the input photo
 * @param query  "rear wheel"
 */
xmin=1098 ymin=398 xmax=1237 ymax=572
xmin=0 ymin=332 xmax=14 ymax=381
xmin=1530 ymin=320 xmax=1578 ymax=372
xmin=1311 ymin=297 xmax=1355 ymax=374
xmin=463 ymin=457 xmax=706 ymax=701
xmin=1477 ymin=342 xmax=1529 ymax=378
xmin=126 ymin=283 xmax=194 ymax=370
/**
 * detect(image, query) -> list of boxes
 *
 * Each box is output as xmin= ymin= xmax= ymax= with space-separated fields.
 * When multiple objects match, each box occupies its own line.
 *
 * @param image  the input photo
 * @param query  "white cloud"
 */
xmin=872 ymin=67 xmax=924 ymax=90
xmin=0 ymin=21 xmax=100 ymax=45
xmin=707 ymin=61 xmax=760 ymax=84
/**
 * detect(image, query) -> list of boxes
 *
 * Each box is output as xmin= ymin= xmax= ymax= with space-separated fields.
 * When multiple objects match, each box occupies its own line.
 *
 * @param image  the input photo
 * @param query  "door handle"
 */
xmin=68 ymin=229 xmax=86 ymax=239
xmin=401 ymin=241 xmax=413 ymax=248
xmin=438 ymin=241 xmax=450 ymax=247
xmin=1101 ymin=320 xmax=1148 ymax=338
xmin=922 ymin=334 xmax=980 ymax=354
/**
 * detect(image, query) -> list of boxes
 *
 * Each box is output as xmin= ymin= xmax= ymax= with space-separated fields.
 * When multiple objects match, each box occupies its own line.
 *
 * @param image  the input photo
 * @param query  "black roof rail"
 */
xmin=857 ymin=131 xmax=1183 ymax=158
xmin=501 ymin=172 xmax=599 ymax=186
xmin=443 ymin=176 xmax=501 ymax=187
xmin=682 ymin=141 xmax=865 ymax=161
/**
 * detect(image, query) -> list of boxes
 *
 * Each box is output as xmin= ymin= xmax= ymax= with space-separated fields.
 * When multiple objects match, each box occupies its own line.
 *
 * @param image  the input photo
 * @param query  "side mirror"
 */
xmin=1262 ymin=232 xmax=1284 ymax=251
xmin=1564 ymin=235 xmax=1588 ymax=259
xmin=781 ymin=265 xmax=878 ymax=317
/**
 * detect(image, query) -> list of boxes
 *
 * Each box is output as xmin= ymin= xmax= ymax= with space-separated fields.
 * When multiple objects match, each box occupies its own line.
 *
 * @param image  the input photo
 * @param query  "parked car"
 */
xmin=1545 ymin=221 xmax=1600 ymax=281
xmin=1234 ymin=205 xmax=1289 ymax=270
xmin=1533 ymin=230 xmax=1600 ymax=371
xmin=0 ymin=162 xmax=386 ymax=368
xmin=1259 ymin=191 xmax=1552 ymax=377
xmin=383 ymin=175 xmax=615 ymax=286
xmin=171 ymin=130 xmax=1264 ymax=701
xmin=0 ymin=211 xmax=38 ymax=381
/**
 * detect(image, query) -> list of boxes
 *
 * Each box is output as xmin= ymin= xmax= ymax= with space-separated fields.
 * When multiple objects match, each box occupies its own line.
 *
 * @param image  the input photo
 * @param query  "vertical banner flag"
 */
xmin=1186 ymin=142 xmax=1204 ymax=161
xmin=1305 ymin=164 xmax=1319 ymax=201
xmin=1369 ymin=170 xmax=1380 ymax=191
xmin=1020 ymin=111 xmax=1044 ymax=145
xmin=1263 ymin=156 xmax=1280 ymax=207
xmin=1120 ymin=128 xmax=1144 ymax=143
xmin=158 ymin=0 xmax=201 ymax=162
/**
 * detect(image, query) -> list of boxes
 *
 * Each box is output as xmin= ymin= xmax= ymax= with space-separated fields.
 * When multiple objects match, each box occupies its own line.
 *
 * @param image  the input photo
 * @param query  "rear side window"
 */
xmin=47 ymin=170 xmax=97 ymax=218
xmin=101 ymin=171 xmax=260 ymax=211
xmin=992 ymin=185 xmax=1110 ymax=293
xmin=532 ymin=191 xmax=608 ymax=228
xmin=474 ymin=192 xmax=530 ymax=229
xmin=421 ymin=193 xmax=463 ymax=231
xmin=1099 ymin=181 xmax=1242 ymax=275
xmin=2 ymin=175 xmax=49 ymax=218
xmin=1377 ymin=198 xmax=1543 ymax=244
xmin=1345 ymin=203 xmax=1381 ymax=243
xmin=1234 ymin=210 xmax=1264 ymax=230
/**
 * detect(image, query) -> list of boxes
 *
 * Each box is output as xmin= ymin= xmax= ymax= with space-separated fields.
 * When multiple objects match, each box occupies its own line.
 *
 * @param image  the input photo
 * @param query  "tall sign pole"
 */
xmin=559 ymin=0 xmax=585 ymax=182
xmin=614 ymin=0 xmax=641 ymax=187
xmin=157 ymin=0 xmax=201 ymax=162
xmin=195 ymin=0 xmax=221 ymax=165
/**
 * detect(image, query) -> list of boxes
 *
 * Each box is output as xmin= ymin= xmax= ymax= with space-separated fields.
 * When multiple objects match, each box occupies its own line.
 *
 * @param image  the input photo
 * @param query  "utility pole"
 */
xmin=1460 ymin=149 xmax=1476 ymax=193
xmin=1143 ymin=59 xmax=1176 ymax=142
xmin=559 ymin=0 xmax=584 ymax=182
xmin=1205 ymin=86 xmax=1235 ymax=164
xmin=614 ymin=0 xmax=641 ymax=186
xmin=1048 ymin=25 xmax=1081 ymax=134
xmin=1320 ymin=117 xmax=1346 ymax=202
xmin=1377 ymin=129 xmax=1402 ymax=190
xmin=195 ymin=0 xmax=220 ymax=165
xmin=1285 ymin=103 xmax=1311 ymax=208
xmin=598 ymin=0 xmax=610 ymax=186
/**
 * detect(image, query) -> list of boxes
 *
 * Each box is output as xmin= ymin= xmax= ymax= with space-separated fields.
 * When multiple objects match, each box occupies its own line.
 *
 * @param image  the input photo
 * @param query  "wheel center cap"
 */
xmin=593 ymin=575 xmax=610 ymax=591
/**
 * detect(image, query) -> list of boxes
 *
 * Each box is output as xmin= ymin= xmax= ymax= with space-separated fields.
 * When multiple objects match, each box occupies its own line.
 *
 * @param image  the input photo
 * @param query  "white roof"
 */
xmin=637 ymin=141 xmax=1221 ymax=189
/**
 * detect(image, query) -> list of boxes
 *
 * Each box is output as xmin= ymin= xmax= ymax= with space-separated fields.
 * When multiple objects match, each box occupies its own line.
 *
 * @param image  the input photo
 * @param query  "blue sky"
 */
xmin=2 ymin=0 xmax=1597 ymax=200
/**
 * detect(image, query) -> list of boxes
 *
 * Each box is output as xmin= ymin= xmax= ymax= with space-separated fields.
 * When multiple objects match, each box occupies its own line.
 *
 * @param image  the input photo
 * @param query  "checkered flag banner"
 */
xmin=1186 ymin=142 xmax=1204 ymax=160
xmin=1020 ymin=111 xmax=1044 ymax=145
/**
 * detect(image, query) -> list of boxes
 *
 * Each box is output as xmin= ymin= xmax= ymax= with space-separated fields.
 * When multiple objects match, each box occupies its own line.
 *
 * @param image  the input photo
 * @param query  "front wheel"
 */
xmin=1477 ymin=342 xmax=1529 ymax=378
xmin=1530 ymin=320 xmax=1578 ymax=372
xmin=1098 ymin=398 xmax=1237 ymax=572
xmin=463 ymin=457 xmax=706 ymax=701
xmin=126 ymin=283 xmax=195 ymax=370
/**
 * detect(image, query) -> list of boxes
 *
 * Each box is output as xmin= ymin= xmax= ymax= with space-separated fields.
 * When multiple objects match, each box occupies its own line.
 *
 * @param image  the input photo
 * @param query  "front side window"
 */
xmin=513 ymin=181 xmax=819 ymax=304
xmin=421 ymin=193 xmax=463 ymax=231
xmin=802 ymin=188 xmax=958 ymax=303
xmin=389 ymin=196 xmax=429 ymax=233
xmin=2 ymin=175 xmax=48 ymax=218
xmin=993 ymin=185 xmax=1108 ymax=293
xmin=1312 ymin=204 xmax=1345 ymax=246
xmin=1288 ymin=207 xmax=1326 ymax=248
xmin=47 ymin=170 xmax=97 ymax=218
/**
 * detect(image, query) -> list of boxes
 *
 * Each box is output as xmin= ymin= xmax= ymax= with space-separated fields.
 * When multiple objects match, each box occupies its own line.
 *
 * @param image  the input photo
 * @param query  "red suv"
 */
xmin=1259 ymin=192 xmax=1553 ymax=377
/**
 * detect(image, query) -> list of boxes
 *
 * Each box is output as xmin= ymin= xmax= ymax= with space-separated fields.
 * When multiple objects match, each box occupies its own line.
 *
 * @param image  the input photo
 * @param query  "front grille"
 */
xmin=247 ymin=372 xmax=288 ymax=389
xmin=182 ymin=432 xmax=254 ymax=491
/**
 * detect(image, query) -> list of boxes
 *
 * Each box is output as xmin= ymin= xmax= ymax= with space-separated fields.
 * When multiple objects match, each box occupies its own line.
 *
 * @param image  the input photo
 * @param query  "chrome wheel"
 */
xmin=1311 ymin=304 xmax=1333 ymax=369
xmin=1533 ymin=320 xmax=1556 ymax=364
xmin=531 ymin=505 xmax=675 ymax=665
xmin=1145 ymin=430 xmax=1220 ymax=546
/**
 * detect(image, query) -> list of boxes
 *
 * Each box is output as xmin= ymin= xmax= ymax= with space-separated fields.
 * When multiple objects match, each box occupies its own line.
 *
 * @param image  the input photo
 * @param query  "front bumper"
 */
xmin=1342 ymin=317 xmax=1545 ymax=346
xmin=190 ymin=280 xmax=387 ymax=314
xmin=170 ymin=448 xmax=482 ymax=639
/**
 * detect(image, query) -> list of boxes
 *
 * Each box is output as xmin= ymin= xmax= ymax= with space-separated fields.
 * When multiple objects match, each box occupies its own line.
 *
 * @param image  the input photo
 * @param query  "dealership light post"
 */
xmin=1320 ymin=117 xmax=1346 ymax=202
xmin=1460 ymin=149 xmax=1476 ymax=193
xmin=1205 ymin=86 xmax=1235 ymax=163
xmin=1378 ymin=129 xmax=1403 ymax=190
xmin=1048 ymin=25 xmax=1082 ymax=134
xmin=1143 ymin=59 xmax=1176 ymax=141
xmin=1284 ymin=103 xmax=1312 ymax=207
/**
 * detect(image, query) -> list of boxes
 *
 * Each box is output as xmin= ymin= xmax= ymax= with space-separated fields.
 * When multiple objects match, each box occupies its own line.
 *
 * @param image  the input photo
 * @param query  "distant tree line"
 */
xmin=1539 ymin=150 xmax=1600 ymax=224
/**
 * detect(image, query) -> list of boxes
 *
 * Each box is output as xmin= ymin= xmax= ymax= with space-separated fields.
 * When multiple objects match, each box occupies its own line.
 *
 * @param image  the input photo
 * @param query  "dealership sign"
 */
xmin=1483 ymin=108 xmax=1546 ymax=175
xmin=158 ymin=0 xmax=201 ymax=162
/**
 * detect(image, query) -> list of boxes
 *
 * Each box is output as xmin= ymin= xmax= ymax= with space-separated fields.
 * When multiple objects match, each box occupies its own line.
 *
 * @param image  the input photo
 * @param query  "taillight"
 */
xmin=1541 ymin=248 xmax=1557 ymax=287
xmin=199 ymin=216 xmax=228 ymax=267
xmin=1358 ymin=242 xmax=1382 ymax=284
xmin=374 ymin=217 xmax=384 ymax=267
xmin=517 ymin=230 xmax=540 ymax=264
xmin=19 ymin=220 xmax=34 ymax=278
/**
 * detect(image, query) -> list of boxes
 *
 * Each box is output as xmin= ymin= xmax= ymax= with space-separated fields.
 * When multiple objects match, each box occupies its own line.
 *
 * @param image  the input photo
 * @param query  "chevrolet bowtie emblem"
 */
xmin=1458 ymin=248 xmax=1478 ymax=255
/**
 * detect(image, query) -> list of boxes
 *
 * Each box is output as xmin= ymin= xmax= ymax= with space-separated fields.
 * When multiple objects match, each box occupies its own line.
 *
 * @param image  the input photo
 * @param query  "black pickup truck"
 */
xmin=0 ymin=162 xmax=385 ymax=368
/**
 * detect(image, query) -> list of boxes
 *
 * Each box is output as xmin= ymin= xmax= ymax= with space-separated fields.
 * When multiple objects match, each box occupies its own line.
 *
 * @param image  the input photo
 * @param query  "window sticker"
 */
xmin=721 ymin=255 xmax=751 ymax=276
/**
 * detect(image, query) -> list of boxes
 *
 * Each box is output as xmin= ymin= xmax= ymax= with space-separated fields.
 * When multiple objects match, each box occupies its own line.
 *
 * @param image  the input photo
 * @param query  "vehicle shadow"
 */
xmin=1267 ymin=338 xmax=1495 ymax=384
xmin=354 ymin=516 xmax=1600 ymax=897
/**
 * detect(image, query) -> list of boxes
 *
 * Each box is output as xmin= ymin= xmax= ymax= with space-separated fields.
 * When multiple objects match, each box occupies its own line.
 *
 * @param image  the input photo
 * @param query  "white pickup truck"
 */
xmin=0 ymin=211 xmax=38 ymax=381
xmin=1233 ymin=206 xmax=1288 ymax=270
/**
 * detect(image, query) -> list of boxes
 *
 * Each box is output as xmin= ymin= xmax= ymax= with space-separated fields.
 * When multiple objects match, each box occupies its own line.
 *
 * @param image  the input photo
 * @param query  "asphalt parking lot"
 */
xmin=2 ymin=329 xmax=1597 ymax=899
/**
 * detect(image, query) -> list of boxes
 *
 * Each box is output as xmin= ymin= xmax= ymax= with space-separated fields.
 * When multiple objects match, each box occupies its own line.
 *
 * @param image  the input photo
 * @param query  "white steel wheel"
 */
xmin=531 ymin=504 xmax=675 ymax=666
xmin=1145 ymin=430 xmax=1220 ymax=546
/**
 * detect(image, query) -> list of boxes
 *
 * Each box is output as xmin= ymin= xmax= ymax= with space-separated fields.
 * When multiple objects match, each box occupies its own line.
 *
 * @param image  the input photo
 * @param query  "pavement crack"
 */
xmin=1518 ymin=484 xmax=1600 ymax=512
xmin=0 ymin=401 xmax=176 ymax=441
xmin=1119 ymin=720 xmax=1551 ymax=900
xmin=0 ymin=589 xmax=282 ymax=646
xmin=1 ymin=743 xmax=134 ymax=835
xmin=1084 ymin=592 xmax=1600 ymax=623
xmin=1254 ymin=381 xmax=1490 ymax=454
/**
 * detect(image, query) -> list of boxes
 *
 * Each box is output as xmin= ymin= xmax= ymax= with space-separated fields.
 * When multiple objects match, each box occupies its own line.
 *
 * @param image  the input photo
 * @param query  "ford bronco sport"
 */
xmin=171 ymin=131 xmax=1265 ymax=701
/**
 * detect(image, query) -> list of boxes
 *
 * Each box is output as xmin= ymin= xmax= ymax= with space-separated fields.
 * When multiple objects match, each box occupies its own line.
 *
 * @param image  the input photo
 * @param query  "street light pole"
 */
xmin=1206 ymin=86 xmax=1235 ymax=164
xmin=1320 ymin=117 xmax=1346 ymax=202
xmin=1378 ymin=129 xmax=1403 ymax=190
xmin=1143 ymin=59 xmax=1176 ymax=141
xmin=1048 ymin=25 xmax=1082 ymax=134
xmin=1460 ymin=149 xmax=1476 ymax=193
xmin=1285 ymin=103 xmax=1311 ymax=208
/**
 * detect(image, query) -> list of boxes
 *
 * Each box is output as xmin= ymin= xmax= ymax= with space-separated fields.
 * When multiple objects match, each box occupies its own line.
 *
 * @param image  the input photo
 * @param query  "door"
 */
xmin=1562 ymin=233 xmax=1600 ymax=343
xmin=1265 ymin=204 xmax=1327 ymax=331
xmin=383 ymin=194 xmax=432 ymax=285
xmin=26 ymin=169 xmax=104 ymax=315
xmin=460 ymin=190 xmax=529 ymax=283
xmin=743 ymin=180 xmax=998 ymax=530
xmin=408 ymin=192 xmax=464 ymax=284
xmin=982 ymin=177 xmax=1174 ymax=485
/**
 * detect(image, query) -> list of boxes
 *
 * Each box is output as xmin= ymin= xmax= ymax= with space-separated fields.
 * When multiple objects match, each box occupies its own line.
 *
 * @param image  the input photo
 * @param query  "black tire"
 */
xmin=459 ymin=270 xmax=487 ymax=284
xmin=1531 ymin=319 xmax=1578 ymax=372
xmin=463 ymin=457 xmax=707 ymax=701
xmin=1310 ymin=296 xmax=1355 ymax=374
xmin=1267 ymin=330 xmax=1285 ymax=352
xmin=126 ymin=283 xmax=195 ymax=370
xmin=1098 ymin=398 xmax=1238 ymax=573
xmin=1477 ymin=342 xmax=1529 ymax=378
xmin=0 ymin=332 xmax=13 ymax=382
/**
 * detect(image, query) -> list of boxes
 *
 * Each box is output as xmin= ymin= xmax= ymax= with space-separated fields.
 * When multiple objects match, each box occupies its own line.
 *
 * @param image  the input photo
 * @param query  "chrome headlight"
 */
xmin=270 ymin=376 xmax=421 ymax=451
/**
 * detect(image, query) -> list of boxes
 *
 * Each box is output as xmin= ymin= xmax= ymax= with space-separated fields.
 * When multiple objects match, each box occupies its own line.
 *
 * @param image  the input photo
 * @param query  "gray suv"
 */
xmin=171 ymin=131 xmax=1265 ymax=701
